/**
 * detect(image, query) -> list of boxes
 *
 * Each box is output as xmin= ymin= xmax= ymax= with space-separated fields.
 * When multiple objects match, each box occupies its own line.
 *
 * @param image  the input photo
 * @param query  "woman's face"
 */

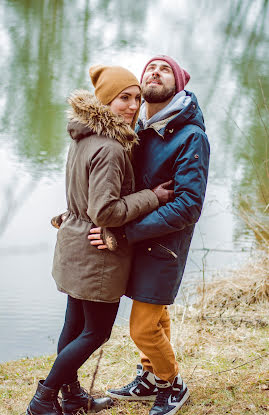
xmin=109 ymin=85 xmax=141 ymax=125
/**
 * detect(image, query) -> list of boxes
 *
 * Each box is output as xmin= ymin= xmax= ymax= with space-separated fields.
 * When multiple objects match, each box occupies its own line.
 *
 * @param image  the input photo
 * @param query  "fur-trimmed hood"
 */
xmin=67 ymin=90 xmax=139 ymax=151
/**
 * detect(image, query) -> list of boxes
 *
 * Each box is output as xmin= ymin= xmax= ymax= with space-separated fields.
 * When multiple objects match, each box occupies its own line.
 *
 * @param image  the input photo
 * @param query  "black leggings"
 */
xmin=43 ymin=296 xmax=119 ymax=391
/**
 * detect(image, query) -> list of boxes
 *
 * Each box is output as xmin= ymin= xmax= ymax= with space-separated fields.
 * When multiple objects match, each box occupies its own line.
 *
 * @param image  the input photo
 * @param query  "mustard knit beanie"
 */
xmin=89 ymin=65 xmax=141 ymax=128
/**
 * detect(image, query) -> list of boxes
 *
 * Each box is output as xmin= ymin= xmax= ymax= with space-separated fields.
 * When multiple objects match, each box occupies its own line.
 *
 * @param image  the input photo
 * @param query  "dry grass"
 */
xmin=0 ymin=258 xmax=269 ymax=415
xmin=197 ymin=254 xmax=269 ymax=319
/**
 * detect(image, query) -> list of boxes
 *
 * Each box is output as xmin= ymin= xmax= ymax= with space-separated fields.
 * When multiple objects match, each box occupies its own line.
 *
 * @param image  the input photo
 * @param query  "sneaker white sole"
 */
xmin=161 ymin=389 xmax=190 ymax=415
xmin=106 ymin=391 xmax=157 ymax=401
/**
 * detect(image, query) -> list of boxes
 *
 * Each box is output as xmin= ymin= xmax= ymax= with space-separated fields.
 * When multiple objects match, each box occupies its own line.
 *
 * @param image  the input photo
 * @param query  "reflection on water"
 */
xmin=0 ymin=0 xmax=268 ymax=362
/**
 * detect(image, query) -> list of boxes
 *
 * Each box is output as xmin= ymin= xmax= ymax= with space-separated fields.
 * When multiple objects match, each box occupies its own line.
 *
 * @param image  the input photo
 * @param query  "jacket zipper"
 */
xmin=154 ymin=242 xmax=178 ymax=259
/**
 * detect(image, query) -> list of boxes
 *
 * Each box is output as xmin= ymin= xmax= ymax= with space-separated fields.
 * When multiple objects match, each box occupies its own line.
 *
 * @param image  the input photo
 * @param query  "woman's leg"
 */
xmin=44 ymin=299 xmax=119 ymax=391
xmin=57 ymin=295 xmax=85 ymax=355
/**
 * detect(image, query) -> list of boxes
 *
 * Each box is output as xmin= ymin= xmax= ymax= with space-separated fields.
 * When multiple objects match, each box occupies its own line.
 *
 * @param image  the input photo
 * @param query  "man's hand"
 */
xmin=88 ymin=227 xmax=107 ymax=249
xmin=152 ymin=180 xmax=174 ymax=205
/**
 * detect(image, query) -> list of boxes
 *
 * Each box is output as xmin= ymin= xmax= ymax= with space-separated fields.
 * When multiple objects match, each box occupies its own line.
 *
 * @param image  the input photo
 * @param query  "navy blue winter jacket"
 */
xmin=125 ymin=91 xmax=210 ymax=304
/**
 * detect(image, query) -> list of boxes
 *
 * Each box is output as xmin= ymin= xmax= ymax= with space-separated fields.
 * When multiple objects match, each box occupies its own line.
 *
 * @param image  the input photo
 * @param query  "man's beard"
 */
xmin=142 ymin=84 xmax=176 ymax=103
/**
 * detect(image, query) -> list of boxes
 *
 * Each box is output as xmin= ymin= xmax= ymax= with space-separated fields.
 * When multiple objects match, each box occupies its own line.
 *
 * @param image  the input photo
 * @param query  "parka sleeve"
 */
xmin=125 ymin=132 xmax=210 ymax=243
xmin=87 ymin=144 xmax=159 ymax=227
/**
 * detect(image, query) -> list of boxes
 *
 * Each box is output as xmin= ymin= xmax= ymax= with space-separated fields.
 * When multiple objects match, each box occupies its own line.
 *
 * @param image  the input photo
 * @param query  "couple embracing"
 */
xmin=26 ymin=55 xmax=210 ymax=415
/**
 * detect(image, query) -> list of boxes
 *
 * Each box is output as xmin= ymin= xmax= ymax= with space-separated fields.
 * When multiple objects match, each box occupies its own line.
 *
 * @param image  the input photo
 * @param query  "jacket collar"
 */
xmin=139 ymin=114 xmax=176 ymax=139
xmin=136 ymin=91 xmax=205 ymax=138
xmin=67 ymin=90 xmax=139 ymax=151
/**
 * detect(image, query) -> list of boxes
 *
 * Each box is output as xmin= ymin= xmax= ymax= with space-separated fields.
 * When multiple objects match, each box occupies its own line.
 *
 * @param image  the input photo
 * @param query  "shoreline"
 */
xmin=1 ymin=258 xmax=268 ymax=414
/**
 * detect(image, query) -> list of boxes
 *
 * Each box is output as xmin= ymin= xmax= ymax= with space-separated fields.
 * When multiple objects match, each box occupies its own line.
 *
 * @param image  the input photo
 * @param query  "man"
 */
xmin=89 ymin=55 xmax=210 ymax=415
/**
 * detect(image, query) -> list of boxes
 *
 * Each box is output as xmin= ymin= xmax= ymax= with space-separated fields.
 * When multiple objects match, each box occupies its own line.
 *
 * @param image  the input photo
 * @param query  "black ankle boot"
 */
xmin=61 ymin=380 xmax=113 ymax=414
xmin=26 ymin=380 xmax=63 ymax=415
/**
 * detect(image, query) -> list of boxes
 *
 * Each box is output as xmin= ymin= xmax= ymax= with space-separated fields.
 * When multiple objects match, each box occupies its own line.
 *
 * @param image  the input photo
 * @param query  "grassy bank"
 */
xmin=1 ymin=257 xmax=269 ymax=415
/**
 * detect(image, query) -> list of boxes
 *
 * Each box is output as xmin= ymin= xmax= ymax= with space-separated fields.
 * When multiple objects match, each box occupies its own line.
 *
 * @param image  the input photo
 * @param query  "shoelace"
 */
xmin=153 ymin=387 xmax=172 ymax=407
xmin=122 ymin=375 xmax=142 ymax=390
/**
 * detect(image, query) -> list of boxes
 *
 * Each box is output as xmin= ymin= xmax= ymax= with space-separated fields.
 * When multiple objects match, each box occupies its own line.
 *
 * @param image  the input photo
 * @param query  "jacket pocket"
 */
xmin=144 ymin=241 xmax=178 ymax=260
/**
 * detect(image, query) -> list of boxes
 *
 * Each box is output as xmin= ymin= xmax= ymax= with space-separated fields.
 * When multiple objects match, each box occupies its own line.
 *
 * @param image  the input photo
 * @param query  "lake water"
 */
xmin=0 ymin=0 xmax=269 ymax=363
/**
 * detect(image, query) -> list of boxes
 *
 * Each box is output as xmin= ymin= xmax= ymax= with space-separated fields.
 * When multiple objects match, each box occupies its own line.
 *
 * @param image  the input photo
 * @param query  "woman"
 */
xmin=26 ymin=65 xmax=171 ymax=415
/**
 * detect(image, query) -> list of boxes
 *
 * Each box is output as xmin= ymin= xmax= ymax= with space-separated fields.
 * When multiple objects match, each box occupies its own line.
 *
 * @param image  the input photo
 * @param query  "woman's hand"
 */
xmin=88 ymin=181 xmax=174 ymax=249
xmin=152 ymin=180 xmax=174 ymax=205
xmin=88 ymin=227 xmax=118 ymax=251
xmin=88 ymin=227 xmax=107 ymax=249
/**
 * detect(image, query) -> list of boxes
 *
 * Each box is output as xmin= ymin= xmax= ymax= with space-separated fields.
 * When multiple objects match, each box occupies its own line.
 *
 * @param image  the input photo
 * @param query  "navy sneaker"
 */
xmin=106 ymin=364 xmax=157 ymax=401
xmin=149 ymin=374 xmax=189 ymax=415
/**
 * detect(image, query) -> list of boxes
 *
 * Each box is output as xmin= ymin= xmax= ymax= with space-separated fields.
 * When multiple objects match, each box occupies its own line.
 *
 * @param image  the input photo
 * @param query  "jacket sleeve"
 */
xmin=125 ymin=132 xmax=210 ymax=243
xmin=87 ymin=143 xmax=159 ymax=227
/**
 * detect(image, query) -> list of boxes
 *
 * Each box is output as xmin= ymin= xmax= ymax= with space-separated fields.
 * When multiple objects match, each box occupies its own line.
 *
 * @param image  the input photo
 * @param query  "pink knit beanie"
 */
xmin=140 ymin=55 xmax=190 ymax=93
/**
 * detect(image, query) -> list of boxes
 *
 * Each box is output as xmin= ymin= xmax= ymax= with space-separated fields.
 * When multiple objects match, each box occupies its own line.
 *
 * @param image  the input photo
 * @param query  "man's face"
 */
xmin=141 ymin=60 xmax=176 ymax=103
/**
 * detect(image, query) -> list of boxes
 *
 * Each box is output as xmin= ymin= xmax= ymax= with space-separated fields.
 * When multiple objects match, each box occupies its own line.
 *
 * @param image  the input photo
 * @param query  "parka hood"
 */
xmin=67 ymin=89 xmax=139 ymax=151
xmin=171 ymin=91 xmax=206 ymax=132
xmin=137 ymin=91 xmax=206 ymax=136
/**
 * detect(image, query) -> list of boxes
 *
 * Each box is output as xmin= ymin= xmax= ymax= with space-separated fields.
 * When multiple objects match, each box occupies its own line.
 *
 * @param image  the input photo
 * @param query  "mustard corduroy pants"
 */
xmin=130 ymin=300 xmax=179 ymax=383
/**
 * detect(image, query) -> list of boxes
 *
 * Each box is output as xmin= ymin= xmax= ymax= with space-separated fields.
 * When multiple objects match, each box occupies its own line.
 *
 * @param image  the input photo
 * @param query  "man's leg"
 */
xmin=106 ymin=301 xmax=176 ymax=402
xmin=130 ymin=300 xmax=178 ymax=383
xmin=131 ymin=301 xmax=189 ymax=414
xmin=107 ymin=300 xmax=189 ymax=414
xmin=140 ymin=305 xmax=171 ymax=375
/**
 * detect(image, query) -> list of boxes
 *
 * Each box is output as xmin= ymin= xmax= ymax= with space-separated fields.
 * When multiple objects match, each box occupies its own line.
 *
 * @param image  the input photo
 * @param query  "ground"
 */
xmin=1 ymin=257 xmax=268 ymax=415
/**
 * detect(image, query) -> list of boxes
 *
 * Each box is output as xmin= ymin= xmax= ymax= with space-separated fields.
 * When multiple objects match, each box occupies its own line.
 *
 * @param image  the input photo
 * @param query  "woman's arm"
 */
xmin=87 ymin=143 xmax=159 ymax=228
